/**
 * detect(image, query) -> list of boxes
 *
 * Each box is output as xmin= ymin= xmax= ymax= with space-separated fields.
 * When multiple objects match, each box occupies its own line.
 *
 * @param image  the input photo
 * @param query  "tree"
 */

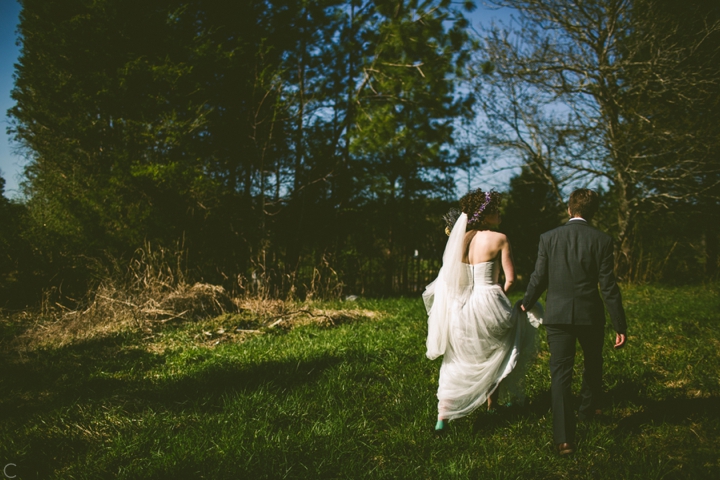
xmin=474 ymin=0 xmax=720 ymax=280
xmin=348 ymin=0 xmax=476 ymax=291
xmin=501 ymin=166 xmax=565 ymax=280
xmin=624 ymin=0 xmax=720 ymax=279
xmin=8 ymin=0 xmax=478 ymax=300
xmin=0 ymin=175 xmax=35 ymax=307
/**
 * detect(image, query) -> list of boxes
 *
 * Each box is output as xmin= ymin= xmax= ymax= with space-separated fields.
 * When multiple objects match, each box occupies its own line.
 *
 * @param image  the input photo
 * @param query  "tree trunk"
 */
xmin=706 ymin=209 xmax=719 ymax=278
xmin=614 ymin=173 xmax=636 ymax=282
xmin=286 ymin=9 xmax=307 ymax=285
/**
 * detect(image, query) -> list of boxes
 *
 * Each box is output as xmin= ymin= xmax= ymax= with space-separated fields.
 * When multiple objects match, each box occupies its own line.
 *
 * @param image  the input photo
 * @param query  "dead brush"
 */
xmin=7 ymin=246 xmax=377 ymax=352
xmin=94 ymin=244 xmax=237 ymax=325
xmin=9 ymin=244 xmax=237 ymax=350
xmin=195 ymin=299 xmax=382 ymax=348
xmin=305 ymin=256 xmax=344 ymax=300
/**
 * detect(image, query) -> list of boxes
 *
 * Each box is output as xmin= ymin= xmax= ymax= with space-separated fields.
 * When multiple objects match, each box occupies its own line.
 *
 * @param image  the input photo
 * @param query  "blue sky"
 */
xmin=0 ymin=0 xmax=21 ymax=197
xmin=0 ymin=1 xmax=513 ymax=199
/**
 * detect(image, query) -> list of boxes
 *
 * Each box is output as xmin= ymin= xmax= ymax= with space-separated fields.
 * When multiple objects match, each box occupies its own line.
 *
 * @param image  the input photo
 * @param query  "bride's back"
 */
xmin=463 ymin=230 xmax=506 ymax=264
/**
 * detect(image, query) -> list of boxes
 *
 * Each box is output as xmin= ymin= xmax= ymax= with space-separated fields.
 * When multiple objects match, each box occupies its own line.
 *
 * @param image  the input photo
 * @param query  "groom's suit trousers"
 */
xmin=546 ymin=324 xmax=604 ymax=444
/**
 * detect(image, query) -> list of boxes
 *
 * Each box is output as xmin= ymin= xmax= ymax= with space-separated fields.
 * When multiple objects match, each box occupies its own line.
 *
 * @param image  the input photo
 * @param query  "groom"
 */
xmin=521 ymin=188 xmax=627 ymax=456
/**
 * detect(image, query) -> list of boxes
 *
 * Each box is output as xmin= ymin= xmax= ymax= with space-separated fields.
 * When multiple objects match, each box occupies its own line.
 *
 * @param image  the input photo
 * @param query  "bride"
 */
xmin=423 ymin=189 xmax=542 ymax=433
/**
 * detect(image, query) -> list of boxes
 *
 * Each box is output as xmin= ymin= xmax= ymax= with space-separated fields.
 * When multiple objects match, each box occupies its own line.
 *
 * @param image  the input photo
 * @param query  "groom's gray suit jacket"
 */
xmin=522 ymin=219 xmax=626 ymax=334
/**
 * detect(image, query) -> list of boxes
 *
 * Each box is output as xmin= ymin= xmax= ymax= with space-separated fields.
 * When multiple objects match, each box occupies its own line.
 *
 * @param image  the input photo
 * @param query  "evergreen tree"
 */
xmin=8 ymin=0 xmax=477 ymax=299
xmin=349 ymin=0 xmax=475 ymax=291
xmin=0 ymin=175 xmax=33 ymax=307
xmin=501 ymin=166 xmax=566 ymax=281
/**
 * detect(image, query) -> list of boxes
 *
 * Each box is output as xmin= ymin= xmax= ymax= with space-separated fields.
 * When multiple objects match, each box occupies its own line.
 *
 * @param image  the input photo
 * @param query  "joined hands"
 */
xmin=520 ymin=304 xmax=627 ymax=349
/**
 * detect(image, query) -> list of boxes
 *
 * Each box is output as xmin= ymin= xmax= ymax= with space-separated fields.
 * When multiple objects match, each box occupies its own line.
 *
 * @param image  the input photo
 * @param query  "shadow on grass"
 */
xmin=616 ymin=396 xmax=720 ymax=432
xmin=0 ymin=332 xmax=159 ymax=421
xmin=1 ymin=332 xmax=345 ymax=480
xmin=152 ymin=353 xmax=343 ymax=414
xmin=471 ymin=379 xmax=720 ymax=439
xmin=471 ymin=389 xmax=553 ymax=435
xmin=608 ymin=379 xmax=720 ymax=434
xmin=0 ymin=331 xmax=342 ymax=424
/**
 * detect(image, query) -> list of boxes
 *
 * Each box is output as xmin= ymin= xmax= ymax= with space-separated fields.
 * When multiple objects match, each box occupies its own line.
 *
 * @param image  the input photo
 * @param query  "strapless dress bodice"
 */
xmin=459 ymin=261 xmax=499 ymax=287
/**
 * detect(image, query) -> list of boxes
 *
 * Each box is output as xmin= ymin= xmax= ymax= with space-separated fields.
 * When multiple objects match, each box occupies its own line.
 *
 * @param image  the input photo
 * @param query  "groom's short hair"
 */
xmin=568 ymin=189 xmax=599 ymax=221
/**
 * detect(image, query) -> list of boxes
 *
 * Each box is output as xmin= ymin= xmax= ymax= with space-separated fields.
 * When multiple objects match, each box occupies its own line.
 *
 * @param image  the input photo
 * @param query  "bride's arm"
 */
xmin=500 ymin=235 xmax=515 ymax=293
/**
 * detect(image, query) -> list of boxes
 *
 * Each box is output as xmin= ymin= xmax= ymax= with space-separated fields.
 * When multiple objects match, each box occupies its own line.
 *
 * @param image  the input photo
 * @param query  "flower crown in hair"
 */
xmin=468 ymin=191 xmax=493 ymax=225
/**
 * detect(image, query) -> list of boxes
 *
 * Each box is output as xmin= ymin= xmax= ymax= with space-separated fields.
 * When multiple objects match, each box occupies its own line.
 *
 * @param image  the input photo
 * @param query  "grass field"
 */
xmin=1 ymin=283 xmax=719 ymax=479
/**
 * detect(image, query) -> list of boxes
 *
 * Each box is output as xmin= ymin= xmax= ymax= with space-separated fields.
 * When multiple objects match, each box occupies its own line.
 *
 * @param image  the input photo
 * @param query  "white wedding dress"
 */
xmin=423 ymin=213 xmax=542 ymax=421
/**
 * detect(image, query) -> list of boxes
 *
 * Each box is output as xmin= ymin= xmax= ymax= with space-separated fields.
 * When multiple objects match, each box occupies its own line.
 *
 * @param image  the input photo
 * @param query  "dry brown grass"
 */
xmin=151 ymin=303 xmax=381 ymax=351
xmin=2 ymin=245 xmax=378 ymax=353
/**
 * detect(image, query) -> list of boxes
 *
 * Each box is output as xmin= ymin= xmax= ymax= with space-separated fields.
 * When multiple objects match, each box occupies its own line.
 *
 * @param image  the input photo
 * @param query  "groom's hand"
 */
xmin=614 ymin=333 xmax=627 ymax=349
xmin=520 ymin=304 xmax=526 ymax=312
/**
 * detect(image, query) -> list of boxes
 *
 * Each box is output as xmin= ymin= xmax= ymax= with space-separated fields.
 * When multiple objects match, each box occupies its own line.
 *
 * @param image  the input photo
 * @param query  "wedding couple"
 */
xmin=423 ymin=188 xmax=627 ymax=455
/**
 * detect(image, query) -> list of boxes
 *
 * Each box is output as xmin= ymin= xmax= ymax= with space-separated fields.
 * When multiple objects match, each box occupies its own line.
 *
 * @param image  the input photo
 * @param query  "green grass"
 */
xmin=1 ymin=284 xmax=719 ymax=479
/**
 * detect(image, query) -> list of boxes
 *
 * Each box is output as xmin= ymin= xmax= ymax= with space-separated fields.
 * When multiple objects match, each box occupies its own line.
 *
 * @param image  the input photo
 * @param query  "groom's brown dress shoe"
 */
xmin=556 ymin=443 xmax=575 ymax=456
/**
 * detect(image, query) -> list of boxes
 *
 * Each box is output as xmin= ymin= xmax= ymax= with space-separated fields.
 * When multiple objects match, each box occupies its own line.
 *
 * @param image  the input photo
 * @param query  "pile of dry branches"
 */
xmin=4 ymin=245 xmax=377 ymax=351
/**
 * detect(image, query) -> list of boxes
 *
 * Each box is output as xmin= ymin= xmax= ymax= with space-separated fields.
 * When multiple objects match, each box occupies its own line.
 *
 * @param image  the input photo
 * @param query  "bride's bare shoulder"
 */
xmin=475 ymin=230 xmax=508 ymax=242
xmin=466 ymin=231 xmax=509 ymax=252
xmin=494 ymin=231 xmax=509 ymax=242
